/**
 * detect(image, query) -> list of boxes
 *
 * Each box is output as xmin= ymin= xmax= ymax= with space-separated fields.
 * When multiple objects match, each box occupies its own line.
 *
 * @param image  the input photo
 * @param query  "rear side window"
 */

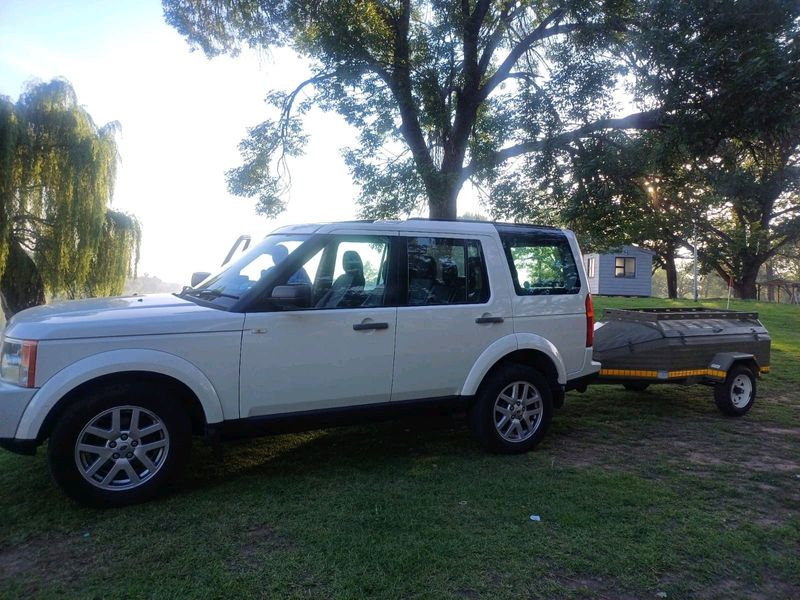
xmin=500 ymin=232 xmax=581 ymax=295
xmin=406 ymin=237 xmax=489 ymax=305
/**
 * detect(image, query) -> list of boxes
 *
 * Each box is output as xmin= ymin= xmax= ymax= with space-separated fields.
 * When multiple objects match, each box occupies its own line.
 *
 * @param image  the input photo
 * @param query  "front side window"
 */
xmin=500 ymin=232 xmax=580 ymax=295
xmin=181 ymin=234 xmax=310 ymax=308
xmin=285 ymin=236 xmax=391 ymax=309
xmin=615 ymin=257 xmax=636 ymax=278
xmin=406 ymin=237 xmax=489 ymax=305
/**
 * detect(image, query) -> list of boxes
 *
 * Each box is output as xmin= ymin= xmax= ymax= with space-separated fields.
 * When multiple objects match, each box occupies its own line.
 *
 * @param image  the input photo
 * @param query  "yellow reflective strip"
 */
xmin=599 ymin=368 xmax=727 ymax=379
xmin=599 ymin=368 xmax=659 ymax=378
xmin=760 ymin=366 xmax=770 ymax=374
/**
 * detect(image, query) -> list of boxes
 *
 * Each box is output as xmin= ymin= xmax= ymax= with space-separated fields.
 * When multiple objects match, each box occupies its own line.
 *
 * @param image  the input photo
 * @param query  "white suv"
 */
xmin=0 ymin=219 xmax=598 ymax=506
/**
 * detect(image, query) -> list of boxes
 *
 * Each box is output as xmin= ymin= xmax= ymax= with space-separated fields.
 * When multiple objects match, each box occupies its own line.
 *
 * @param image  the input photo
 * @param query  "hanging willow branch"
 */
xmin=0 ymin=79 xmax=140 ymax=312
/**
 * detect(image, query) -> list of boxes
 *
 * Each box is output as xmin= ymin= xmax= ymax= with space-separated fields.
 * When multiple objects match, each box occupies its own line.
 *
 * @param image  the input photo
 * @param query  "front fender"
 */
xmin=15 ymin=349 xmax=225 ymax=441
xmin=460 ymin=333 xmax=567 ymax=396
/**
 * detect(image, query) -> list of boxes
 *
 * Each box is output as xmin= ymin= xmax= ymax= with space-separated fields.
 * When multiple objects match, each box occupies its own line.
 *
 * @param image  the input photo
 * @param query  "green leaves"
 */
xmin=0 ymin=79 xmax=140 ymax=311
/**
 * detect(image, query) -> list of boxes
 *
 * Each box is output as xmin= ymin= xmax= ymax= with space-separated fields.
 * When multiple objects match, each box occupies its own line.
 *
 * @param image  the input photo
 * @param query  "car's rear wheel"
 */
xmin=469 ymin=364 xmax=553 ymax=454
xmin=714 ymin=365 xmax=757 ymax=417
xmin=48 ymin=381 xmax=191 ymax=507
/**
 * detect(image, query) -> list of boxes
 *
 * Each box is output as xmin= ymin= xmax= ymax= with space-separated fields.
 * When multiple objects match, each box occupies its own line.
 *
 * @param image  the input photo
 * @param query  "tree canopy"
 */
xmin=553 ymin=0 xmax=800 ymax=298
xmin=0 ymin=79 xmax=140 ymax=316
xmin=164 ymin=0 xmax=661 ymax=218
xmin=164 ymin=0 xmax=800 ymax=298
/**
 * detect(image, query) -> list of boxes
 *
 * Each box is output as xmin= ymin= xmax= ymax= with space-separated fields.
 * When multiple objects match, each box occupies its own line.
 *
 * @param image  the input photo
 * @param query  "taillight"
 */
xmin=585 ymin=294 xmax=594 ymax=347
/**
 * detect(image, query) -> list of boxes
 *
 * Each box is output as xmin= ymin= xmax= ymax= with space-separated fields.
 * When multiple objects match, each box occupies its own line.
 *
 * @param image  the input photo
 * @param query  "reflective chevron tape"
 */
xmin=599 ymin=368 xmax=730 ymax=380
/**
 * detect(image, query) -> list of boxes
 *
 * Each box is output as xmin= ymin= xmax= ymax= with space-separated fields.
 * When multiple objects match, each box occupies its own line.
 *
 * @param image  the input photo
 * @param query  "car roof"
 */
xmin=271 ymin=218 xmax=568 ymax=237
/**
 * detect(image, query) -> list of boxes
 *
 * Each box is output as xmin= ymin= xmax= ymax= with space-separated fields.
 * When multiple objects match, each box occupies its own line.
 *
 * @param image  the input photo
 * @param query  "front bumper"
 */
xmin=0 ymin=380 xmax=38 ymax=454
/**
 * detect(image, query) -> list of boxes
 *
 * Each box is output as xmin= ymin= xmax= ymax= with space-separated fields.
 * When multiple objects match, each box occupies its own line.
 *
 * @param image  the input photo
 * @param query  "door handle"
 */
xmin=353 ymin=322 xmax=389 ymax=331
xmin=475 ymin=316 xmax=504 ymax=324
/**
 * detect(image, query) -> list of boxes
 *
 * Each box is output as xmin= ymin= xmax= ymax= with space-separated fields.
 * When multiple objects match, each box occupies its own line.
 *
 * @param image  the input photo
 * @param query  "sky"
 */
xmin=0 ymin=0 xmax=484 ymax=285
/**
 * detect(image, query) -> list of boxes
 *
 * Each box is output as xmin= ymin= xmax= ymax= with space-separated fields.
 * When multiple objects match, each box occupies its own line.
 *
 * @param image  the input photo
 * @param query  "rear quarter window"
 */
xmin=500 ymin=232 xmax=581 ymax=296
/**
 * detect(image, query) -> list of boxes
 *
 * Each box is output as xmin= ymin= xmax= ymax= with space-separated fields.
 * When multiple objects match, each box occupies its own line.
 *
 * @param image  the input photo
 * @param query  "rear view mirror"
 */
xmin=271 ymin=284 xmax=311 ymax=308
xmin=191 ymin=272 xmax=211 ymax=287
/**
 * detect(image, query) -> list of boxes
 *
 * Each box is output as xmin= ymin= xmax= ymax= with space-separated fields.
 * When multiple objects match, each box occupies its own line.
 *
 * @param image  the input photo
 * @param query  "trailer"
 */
xmin=592 ymin=308 xmax=771 ymax=416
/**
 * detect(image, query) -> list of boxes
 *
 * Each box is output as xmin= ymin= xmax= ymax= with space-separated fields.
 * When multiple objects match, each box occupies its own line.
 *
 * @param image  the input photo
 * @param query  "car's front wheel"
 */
xmin=469 ymin=364 xmax=553 ymax=454
xmin=48 ymin=381 xmax=191 ymax=507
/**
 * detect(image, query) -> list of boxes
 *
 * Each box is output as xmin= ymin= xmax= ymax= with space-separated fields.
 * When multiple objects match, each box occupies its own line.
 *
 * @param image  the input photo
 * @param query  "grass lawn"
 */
xmin=1 ymin=297 xmax=798 ymax=599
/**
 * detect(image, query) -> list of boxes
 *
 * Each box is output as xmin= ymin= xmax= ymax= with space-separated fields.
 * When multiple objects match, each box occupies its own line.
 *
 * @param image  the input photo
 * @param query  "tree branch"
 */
xmin=383 ymin=0 xmax=438 ymax=191
xmin=463 ymin=110 xmax=664 ymax=177
xmin=479 ymin=9 xmax=576 ymax=101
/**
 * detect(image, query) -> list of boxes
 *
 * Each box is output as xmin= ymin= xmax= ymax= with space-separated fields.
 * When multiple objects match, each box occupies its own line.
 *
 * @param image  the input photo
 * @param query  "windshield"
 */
xmin=181 ymin=234 xmax=311 ymax=307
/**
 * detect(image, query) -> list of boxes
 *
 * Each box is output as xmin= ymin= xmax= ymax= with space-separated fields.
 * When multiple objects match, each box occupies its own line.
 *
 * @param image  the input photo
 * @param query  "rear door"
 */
xmin=497 ymin=228 xmax=587 ymax=376
xmin=391 ymin=234 xmax=513 ymax=401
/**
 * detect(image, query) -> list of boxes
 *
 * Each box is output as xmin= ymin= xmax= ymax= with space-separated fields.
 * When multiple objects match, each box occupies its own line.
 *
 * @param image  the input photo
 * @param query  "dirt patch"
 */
xmin=0 ymin=532 xmax=102 ymax=594
xmin=760 ymin=426 xmax=800 ymax=437
xmin=742 ymin=455 xmax=800 ymax=472
xmin=692 ymin=576 xmax=800 ymax=600
xmin=686 ymin=450 xmax=725 ymax=466
xmin=225 ymin=524 xmax=296 ymax=572
xmin=556 ymin=575 xmax=640 ymax=600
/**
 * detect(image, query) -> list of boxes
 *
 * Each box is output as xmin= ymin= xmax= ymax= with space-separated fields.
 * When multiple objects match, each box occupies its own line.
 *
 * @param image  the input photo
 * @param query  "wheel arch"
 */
xmin=15 ymin=349 xmax=224 ymax=442
xmin=461 ymin=334 xmax=566 ymax=406
xmin=710 ymin=352 xmax=760 ymax=377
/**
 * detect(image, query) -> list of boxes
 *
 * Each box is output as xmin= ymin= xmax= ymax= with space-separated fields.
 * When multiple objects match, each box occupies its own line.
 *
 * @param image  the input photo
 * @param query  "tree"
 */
xmin=628 ymin=0 xmax=800 ymax=299
xmin=522 ymin=0 xmax=800 ymax=299
xmin=0 ymin=79 xmax=141 ymax=318
xmin=164 ymin=0 xmax=662 ymax=219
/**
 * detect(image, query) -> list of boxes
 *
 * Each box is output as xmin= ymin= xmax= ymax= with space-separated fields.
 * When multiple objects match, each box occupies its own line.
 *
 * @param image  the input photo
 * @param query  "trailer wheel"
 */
xmin=714 ymin=365 xmax=756 ymax=416
xmin=623 ymin=381 xmax=650 ymax=392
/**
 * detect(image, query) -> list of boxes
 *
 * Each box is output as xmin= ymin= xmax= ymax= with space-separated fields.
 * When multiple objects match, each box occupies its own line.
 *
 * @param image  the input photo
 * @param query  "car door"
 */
xmin=391 ymin=234 xmax=514 ymax=401
xmin=239 ymin=233 xmax=398 ymax=417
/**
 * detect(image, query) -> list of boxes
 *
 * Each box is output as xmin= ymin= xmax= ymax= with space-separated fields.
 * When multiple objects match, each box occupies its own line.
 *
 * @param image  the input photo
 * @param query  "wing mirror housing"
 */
xmin=191 ymin=272 xmax=211 ymax=287
xmin=270 ymin=284 xmax=311 ymax=309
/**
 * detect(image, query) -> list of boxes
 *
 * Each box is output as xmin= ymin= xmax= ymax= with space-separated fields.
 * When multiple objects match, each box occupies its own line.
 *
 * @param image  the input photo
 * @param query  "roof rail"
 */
xmin=404 ymin=217 xmax=559 ymax=229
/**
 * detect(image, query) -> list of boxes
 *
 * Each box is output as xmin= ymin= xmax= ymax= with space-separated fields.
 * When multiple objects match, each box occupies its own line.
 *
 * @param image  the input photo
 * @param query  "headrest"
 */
xmin=410 ymin=254 xmax=436 ymax=279
xmin=270 ymin=244 xmax=289 ymax=263
xmin=440 ymin=257 xmax=458 ymax=284
xmin=342 ymin=250 xmax=363 ymax=274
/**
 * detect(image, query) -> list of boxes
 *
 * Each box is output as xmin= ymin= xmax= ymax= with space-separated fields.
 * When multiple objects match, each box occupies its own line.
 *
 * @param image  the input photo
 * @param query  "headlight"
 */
xmin=0 ymin=338 xmax=38 ymax=387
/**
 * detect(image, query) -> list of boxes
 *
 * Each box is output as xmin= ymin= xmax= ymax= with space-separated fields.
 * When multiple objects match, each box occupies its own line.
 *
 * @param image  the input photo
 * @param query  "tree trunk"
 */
xmin=733 ymin=273 xmax=759 ymax=300
xmin=426 ymin=170 xmax=464 ymax=219
xmin=663 ymin=252 xmax=679 ymax=299
xmin=766 ymin=261 xmax=775 ymax=302
xmin=0 ymin=239 xmax=46 ymax=319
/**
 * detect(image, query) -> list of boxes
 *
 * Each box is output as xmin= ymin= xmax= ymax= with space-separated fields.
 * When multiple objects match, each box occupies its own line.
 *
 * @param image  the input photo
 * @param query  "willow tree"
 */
xmin=0 ymin=79 xmax=141 ymax=318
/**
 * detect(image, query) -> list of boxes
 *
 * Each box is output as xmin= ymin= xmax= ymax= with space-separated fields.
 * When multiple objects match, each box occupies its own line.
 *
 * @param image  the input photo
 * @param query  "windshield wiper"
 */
xmin=178 ymin=287 xmax=240 ymax=300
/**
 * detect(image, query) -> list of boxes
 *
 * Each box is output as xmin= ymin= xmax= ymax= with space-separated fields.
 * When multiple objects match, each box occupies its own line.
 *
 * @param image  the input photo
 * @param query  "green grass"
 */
xmin=1 ymin=298 xmax=798 ymax=599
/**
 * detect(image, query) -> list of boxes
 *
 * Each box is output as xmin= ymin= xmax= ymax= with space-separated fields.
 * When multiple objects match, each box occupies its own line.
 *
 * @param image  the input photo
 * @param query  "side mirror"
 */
xmin=270 ymin=284 xmax=311 ymax=308
xmin=191 ymin=271 xmax=211 ymax=287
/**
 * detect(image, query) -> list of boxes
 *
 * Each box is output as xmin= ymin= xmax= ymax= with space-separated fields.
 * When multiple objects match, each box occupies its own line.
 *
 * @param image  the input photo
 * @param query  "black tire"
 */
xmin=623 ymin=381 xmax=650 ymax=392
xmin=48 ymin=381 xmax=191 ymax=507
xmin=468 ymin=364 xmax=553 ymax=454
xmin=714 ymin=365 xmax=757 ymax=417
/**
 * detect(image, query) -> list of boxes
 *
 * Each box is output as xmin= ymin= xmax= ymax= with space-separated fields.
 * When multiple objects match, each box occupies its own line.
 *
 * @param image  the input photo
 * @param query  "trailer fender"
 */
xmin=708 ymin=352 xmax=759 ymax=377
